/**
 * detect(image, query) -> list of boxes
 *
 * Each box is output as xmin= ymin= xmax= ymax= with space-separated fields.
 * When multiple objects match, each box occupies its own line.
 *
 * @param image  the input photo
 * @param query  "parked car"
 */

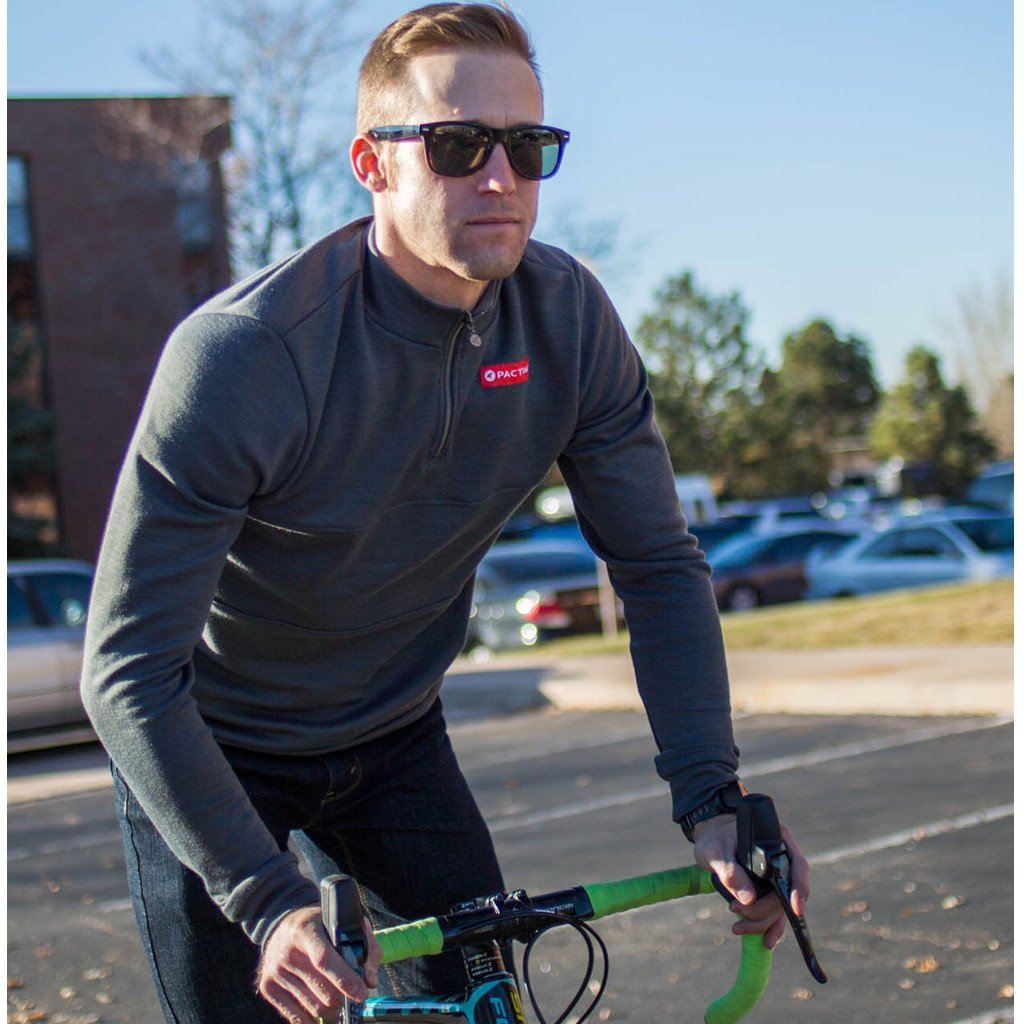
xmin=717 ymin=495 xmax=829 ymax=532
xmin=465 ymin=540 xmax=620 ymax=654
xmin=535 ymin=474 xmax=719 ymax=531
xmin=964 ymin=460 xmax=1013 ymax=512
xmin=708 ymin=525 xmax=862 ymax=612
xmin=688 ymin=515 xmax=759 ymax=555
xmin=804 ymin=510 xmax=1014 ymax=600
xmin=8 ymin=560 xmax=94 ymax=748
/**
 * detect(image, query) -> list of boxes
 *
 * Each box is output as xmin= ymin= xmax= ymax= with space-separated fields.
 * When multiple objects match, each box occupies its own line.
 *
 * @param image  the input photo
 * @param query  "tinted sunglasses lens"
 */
xmin=426 ymin=124 xmax=491 ymax=176
xmin=508 ymin=128 xmax=564 ymax=179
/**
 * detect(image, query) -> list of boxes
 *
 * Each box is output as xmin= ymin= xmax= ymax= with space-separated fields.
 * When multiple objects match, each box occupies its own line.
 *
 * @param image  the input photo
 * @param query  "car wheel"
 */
xmin=725 ymin=584 xmax=760 ymax=612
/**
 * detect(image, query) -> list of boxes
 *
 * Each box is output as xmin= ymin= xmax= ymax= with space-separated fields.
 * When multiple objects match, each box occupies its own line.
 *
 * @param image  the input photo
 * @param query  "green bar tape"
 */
xmin=703 ymin=933 xmax=773 ymax=1024
xmin=583 ymin=865 xmax=713 ymax=920
xmin=375 ymin=917 xmax=445 ymax=965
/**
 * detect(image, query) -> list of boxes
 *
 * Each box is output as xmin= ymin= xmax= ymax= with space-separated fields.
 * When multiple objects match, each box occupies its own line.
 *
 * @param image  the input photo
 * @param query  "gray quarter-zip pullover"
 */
xmin=82 ymin=218 xmax=739 ymax=946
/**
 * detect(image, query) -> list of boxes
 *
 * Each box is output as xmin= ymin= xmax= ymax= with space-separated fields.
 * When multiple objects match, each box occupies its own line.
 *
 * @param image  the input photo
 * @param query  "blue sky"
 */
xmin=8 ymin=0 xmax=1012 ymax=387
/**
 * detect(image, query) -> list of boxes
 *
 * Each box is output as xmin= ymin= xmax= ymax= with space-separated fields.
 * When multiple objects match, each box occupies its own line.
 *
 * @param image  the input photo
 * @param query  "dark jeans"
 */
xmin=112 ymin=700 xmax=505 ymax=1024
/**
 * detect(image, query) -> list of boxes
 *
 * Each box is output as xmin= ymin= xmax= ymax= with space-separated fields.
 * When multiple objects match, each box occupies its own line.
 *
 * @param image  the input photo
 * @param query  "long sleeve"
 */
xmin=81 ymin=312 xmax=318 ymax=945
xmin=558 ymin=269 xmax=739 ymax=822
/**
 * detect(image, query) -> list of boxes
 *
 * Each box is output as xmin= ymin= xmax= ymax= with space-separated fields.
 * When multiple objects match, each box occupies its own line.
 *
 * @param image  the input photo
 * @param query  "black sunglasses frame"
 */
xmin=367 ymin=121 xmax=570 ymax=180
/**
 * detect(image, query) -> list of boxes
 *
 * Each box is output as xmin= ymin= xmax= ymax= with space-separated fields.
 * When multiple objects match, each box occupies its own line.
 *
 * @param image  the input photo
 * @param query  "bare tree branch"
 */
xmin=538 ymin=201 xmax=636 ymax=283
xmin=140 ymin=0 xmax=362 ymax=272
xmin=935 ymin=272 xmax=1013 ymax=455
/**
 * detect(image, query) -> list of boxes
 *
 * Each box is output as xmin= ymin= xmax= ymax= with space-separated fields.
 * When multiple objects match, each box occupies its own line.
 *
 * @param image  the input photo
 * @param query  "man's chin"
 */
xmin=456 ymin=247 xmax=528 ymax=284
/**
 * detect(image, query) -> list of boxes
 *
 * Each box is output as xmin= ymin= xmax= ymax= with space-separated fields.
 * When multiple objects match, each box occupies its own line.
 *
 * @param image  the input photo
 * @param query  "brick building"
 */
xmin=8 ymin=96 xmax=232 ymax=561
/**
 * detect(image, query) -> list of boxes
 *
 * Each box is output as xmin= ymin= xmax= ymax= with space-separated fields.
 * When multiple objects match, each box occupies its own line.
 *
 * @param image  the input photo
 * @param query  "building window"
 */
xmin=8 ymin=156 xmax=34 ymax=258
xmin=174 ymin=157 xmax=214 ymax=253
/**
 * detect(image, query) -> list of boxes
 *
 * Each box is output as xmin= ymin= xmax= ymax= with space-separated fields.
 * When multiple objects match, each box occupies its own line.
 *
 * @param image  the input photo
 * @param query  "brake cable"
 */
xmin=518 ymin=910 xmax=609 ymax=1024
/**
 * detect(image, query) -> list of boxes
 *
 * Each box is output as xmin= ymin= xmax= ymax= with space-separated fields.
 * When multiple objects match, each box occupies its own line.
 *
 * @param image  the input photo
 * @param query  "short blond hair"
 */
xmin=357 ymin=3 xmax=540 ymax=132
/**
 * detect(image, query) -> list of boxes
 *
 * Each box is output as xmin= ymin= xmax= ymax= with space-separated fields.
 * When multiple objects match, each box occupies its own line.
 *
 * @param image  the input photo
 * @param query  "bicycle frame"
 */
xmin=359 ymin=973 xmax=522 ymax=1023
xmin=326 ymin=865 xmax=773 ymax=1024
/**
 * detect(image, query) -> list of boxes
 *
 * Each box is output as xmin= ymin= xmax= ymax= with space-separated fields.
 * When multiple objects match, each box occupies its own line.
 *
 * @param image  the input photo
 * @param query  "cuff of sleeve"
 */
xmin=248 ymin=878 xmax=321 ymax=948
xmin=654 ymin=747 xmax=739 ymax=824
xmin=217 ymin=850 xmax=321 ymax=947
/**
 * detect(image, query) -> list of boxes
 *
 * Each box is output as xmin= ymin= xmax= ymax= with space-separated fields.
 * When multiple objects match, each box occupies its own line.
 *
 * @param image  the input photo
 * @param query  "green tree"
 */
xmin=777 ymin=318 xmax=880 ymax=436
xmin=8 ymin=322 xmax=57 ymax=556
xmin=869 ymin=346 xmax=995 ymax=495
xmin=633 ymin=271 xmax=763 ymax=476
xmin=765 ymin=319 xmax=881 ymax=492
xmin=706 ymin=379 xmax=790 ymax=498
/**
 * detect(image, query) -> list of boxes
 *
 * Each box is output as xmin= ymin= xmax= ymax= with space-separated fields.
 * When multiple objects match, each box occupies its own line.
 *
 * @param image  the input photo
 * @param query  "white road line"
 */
xmin=8 ymin=829 xmax=121 ymax=862
xmin=946 ymin=1012 xmax=1014 ymax=1024
xmin=462 ymin=714 xmax=1009 ymax=775
xmin=487 ymin=717 xmax=1009 ymax=832
xmin=96 ymin=898 xmax=134 ymax=914
xmin=8 ymin=717 xmax=1010 ymax=861
xmin=17 ymin=801 xmax=1009 ymax=871
xmin=459 ymin=725 xmax=654 ymax=770
xmin=489 ymin=787 xmax=663 ymax=831
xmin=810 ymin=804 xmax=1014 ymax=865
xmin=732 ymin=716 xmax=1010 ymax=779
xmin=462 ymin=715 xmax=1010 ymax=775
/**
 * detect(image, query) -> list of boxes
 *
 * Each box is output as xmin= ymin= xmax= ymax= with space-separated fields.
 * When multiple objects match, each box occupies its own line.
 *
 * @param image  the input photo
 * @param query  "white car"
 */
xmin=804 ymin=511 xmax=1013 ymax=599
xmin=7 ymin=560 xmax=94 ymax=749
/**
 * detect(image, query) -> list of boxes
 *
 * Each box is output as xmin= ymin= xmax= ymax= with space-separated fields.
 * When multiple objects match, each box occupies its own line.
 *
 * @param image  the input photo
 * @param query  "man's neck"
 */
xmin=371 ymin=228 xmax=488 ymax=311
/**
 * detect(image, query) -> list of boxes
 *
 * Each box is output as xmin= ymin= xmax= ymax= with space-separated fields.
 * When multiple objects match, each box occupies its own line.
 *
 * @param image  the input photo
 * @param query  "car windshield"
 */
xmin=706 ymin=534 xmax=768 ymax=570
xmin=966 ymin=473 xmax=1013 ymax=509
xmin=953 ymin=517 xmax=1014 ymax=553
xmin=483 ymin=550 xmax=597 ymax=584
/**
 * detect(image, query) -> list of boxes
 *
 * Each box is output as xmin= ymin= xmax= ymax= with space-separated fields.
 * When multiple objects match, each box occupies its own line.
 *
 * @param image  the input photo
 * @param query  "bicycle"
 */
xmin=319 ymin=794 xmax=826 ymax=1024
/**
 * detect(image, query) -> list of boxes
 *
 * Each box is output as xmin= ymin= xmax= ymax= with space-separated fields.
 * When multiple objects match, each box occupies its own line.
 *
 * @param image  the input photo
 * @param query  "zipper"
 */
xmin=434 ymin=312 xmax=483 ymax=457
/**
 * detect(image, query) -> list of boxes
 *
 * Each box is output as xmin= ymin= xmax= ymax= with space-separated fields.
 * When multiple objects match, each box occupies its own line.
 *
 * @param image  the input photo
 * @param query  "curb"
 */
xmin=443 ymin=645 xmax=1014 ymax=719
xmin=10 ymin=646 xmax=1012 ymax=806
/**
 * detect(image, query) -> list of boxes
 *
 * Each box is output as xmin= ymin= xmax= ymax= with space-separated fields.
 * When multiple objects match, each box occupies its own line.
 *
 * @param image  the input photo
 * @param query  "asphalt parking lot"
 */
xmin=7 ymin=700 xmax=1013 ymax=1024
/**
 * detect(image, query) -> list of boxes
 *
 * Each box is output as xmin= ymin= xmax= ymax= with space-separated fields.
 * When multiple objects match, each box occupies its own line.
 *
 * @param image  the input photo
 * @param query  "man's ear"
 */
xmin=350 ymin=135 xmax=389 ymax=193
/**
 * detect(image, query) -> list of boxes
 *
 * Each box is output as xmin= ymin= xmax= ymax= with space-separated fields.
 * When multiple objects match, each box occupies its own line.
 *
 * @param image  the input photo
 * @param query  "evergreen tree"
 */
xmin=869 ymin=346 xmax=995 ymax=495
xmin=8 ymin=322 xmax=57 ymax=556
xmin=633 ymin=271 xmax=763 ymax=476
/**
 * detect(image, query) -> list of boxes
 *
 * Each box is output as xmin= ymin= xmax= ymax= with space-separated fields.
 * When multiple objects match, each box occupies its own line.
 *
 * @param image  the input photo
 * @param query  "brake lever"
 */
xmin=321 ymin=874 xmax=367 ymax=1024
xmin=712 ymin=793 xmax=827 ymax=985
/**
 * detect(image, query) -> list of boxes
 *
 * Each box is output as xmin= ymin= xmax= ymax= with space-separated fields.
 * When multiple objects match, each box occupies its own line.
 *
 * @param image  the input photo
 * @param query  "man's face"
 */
xmin=366 ymin=48 xmax=544 ymax=309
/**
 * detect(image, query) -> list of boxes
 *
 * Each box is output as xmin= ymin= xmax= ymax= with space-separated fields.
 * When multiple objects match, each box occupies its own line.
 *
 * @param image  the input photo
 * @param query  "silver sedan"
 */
xmin=8 ymin=560 xmax=94 ymax=750
xmin=805 ymin=510 xmax=1013 ymax=599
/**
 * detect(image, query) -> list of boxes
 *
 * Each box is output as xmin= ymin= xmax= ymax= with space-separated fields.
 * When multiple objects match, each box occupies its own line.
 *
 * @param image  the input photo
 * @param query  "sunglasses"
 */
xmin=368 ymin=121 xmax=570 ymax=180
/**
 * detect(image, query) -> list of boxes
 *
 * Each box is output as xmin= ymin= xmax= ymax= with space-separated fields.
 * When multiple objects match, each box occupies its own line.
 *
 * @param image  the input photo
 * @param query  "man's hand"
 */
xmin=257 ymin=905 xmax=382 ymax=1024
xmin=692 ymin=814 xmax=811 ymax=950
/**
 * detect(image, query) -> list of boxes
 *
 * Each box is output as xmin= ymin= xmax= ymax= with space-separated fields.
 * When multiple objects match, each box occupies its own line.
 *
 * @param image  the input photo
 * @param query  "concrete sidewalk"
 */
xmin=441 ymin=644 xmax=1015 ymax=719
xmin=8 ymin=645 xmax=1011 ymax=806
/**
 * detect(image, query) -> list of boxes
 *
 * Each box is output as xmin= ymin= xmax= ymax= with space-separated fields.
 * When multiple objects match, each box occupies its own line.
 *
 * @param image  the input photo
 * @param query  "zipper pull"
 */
xmin=466 ymin=316 xmax=483 ymax=347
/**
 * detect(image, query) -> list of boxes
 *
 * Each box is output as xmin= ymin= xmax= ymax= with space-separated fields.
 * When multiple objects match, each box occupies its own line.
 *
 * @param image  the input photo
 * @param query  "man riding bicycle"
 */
xmin=81 ymin=5 xmax=810 ymax=1023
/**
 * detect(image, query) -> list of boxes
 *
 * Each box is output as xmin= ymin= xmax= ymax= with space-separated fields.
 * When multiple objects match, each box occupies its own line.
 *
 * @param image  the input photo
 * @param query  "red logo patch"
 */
xmin=480 ymin=359 xmax=530 ymax=388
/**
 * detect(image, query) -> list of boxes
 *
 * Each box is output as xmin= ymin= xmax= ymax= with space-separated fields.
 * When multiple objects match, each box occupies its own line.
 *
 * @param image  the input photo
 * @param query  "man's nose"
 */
xmin=477 ymin=142 xmax=518 ymax=193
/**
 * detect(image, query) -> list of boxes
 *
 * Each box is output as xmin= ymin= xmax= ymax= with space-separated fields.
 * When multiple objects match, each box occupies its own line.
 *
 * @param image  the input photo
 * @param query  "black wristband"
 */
xmin=680 ymin=781 xmax=745 ymax=843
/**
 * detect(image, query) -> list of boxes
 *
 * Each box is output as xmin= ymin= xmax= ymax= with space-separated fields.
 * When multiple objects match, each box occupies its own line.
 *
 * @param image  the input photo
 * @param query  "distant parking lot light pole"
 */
xmin=596 ymin=558 xmax=618 ymax=639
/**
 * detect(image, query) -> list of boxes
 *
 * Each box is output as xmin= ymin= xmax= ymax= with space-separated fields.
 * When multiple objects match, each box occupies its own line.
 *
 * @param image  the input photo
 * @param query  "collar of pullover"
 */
xmin=363 ymin=221 xmax=500 ymax=345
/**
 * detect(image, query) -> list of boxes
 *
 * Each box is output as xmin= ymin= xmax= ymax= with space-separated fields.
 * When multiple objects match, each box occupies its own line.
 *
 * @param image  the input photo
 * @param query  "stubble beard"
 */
xmin=449 ymin=217 xmax=535 ymax=285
